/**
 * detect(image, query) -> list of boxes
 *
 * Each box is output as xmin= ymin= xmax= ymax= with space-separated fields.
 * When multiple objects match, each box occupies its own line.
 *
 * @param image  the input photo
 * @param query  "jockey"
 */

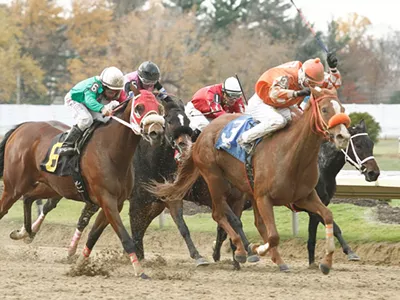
xmin=186 ymin=76 xmax=245 ymax=140
xmin=119 ymin=61 xmax=173 ymax=103
xmin=59 ymin=66 xmax=124 ymax=155
xmin=238 ymin=52 xmax=341 ymax=153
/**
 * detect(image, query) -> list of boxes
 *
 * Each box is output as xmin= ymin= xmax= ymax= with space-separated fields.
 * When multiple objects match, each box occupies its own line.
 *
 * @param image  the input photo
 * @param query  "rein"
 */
xmin=341 ymin=132 xmax=375 ymax=173
xmin=310 ymin=94 xmax=350 ymax=139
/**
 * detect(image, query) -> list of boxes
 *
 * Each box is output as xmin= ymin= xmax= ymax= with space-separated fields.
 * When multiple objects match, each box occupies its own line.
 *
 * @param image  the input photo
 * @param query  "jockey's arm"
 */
xmin=83 ymin=89 xmax=104 ymax=112
xmin=326 ymin=67 xmax=342 ymax=89
xmin=265 ymin=84 xmax=296 ymax=105
xmin=154 ymin=81 xmax=172 ymax=103
xmin=192 ymin=93 xmax=225 ymax=119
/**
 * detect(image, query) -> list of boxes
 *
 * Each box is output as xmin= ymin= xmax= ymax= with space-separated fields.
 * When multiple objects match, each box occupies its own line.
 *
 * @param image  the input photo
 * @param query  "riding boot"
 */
xmin=58 ymin=125 xmax=83 ymax=156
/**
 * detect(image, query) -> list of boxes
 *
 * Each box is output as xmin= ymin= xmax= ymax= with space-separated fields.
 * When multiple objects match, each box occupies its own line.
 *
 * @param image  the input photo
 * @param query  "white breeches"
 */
xmin=65 ymin=92 xmax=110 ymax=131
xmin=241 ymin=93 xmax=293 ymax=143
xmin=185 ymin=101 xmax=212 ymax=132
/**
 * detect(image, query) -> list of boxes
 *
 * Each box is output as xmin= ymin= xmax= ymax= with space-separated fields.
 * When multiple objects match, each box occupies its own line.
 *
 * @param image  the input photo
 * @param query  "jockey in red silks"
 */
xmin=185 ymin=77 xmax=246 ymax=140
xmin=237 ymin=52 xmax=342 ymax=153
xmin=119 ymin=61 xmax=173 ymax=103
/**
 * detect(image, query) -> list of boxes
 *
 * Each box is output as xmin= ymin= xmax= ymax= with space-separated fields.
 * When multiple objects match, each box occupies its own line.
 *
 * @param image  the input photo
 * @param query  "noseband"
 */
xmin=340 ymin=132 xmax=375 ymax=174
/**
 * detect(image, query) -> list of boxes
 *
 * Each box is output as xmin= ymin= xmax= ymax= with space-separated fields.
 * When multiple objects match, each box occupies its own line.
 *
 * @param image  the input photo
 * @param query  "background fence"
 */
xmin=1 ymin=104 xmax=400 ymax=138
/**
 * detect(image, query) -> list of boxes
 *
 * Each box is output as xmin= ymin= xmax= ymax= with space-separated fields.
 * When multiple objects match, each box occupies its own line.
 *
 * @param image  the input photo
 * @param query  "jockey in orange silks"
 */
xmin=238 ymin=52 xmax=341 ymax=153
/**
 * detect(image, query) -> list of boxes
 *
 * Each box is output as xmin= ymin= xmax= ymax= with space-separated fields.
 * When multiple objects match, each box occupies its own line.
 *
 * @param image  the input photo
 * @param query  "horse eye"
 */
xmin=322 ymin=107 xmax=328 ymax=113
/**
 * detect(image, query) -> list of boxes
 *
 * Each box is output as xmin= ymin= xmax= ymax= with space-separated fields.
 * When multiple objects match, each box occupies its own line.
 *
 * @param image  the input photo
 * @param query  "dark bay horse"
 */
xmin=147 ymin=87 xmax=352 ymax=274
xmin=212 ymin=119 xmax=381 ymax=267
xmin=0 ymin=90 xmax=165 ymax=278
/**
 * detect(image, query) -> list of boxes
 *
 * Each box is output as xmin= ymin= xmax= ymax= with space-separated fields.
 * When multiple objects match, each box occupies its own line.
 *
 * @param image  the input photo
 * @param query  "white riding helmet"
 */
xmin=222 ymin=77 xmax=242 ymax=99
xmin=100 ymin=66 xmax=124 ymax=90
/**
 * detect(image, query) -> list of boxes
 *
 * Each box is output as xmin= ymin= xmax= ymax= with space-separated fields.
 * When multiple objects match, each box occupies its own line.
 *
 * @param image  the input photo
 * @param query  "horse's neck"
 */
xmin=104 ymin=108 xmax=140 ymax=170
xmin=318 ymin=142 xmax=346 ymax=181
xmin=287 ymin=108 xmax=323 ymax=168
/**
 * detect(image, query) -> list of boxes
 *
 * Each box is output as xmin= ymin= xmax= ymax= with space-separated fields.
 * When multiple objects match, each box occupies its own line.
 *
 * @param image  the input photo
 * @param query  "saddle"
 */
xmin=40 ymin=121 xmax=103 ymax=203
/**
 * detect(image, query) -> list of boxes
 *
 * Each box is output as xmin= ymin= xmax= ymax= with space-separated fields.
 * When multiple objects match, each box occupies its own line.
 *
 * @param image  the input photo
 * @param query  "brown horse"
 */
xmin=147 ymin=87 xmax=351 ymax=274
xmin=0 ymin=90 xmax=165 ymax=279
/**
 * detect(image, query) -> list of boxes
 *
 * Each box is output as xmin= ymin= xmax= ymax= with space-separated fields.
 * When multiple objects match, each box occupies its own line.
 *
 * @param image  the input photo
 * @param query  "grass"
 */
xmin=1 ymin=138 xmax=399 ymax=245
xmin=3 ymin=200 xmax=400 ymax=244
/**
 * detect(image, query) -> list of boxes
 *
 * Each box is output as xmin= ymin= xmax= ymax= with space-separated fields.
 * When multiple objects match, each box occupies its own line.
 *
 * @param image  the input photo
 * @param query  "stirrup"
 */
xmin=242 ymin=142 xmax=256 ymax=155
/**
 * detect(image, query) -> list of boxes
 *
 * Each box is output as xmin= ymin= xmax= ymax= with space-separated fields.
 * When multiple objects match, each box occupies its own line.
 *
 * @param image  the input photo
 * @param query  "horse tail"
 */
xmin=145 ymin=147 xmax=200 ymax=202
xmin=0 ymin=123 xmax=26 ymax=178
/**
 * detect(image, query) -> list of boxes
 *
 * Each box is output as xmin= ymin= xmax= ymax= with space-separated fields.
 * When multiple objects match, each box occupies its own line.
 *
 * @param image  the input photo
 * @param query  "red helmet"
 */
xmin=298 ymin=58 xmax=325 ymax=87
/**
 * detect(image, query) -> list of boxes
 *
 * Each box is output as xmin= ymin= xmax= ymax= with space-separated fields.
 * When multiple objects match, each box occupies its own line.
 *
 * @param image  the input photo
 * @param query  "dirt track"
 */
xmin=0 ymin=220 xmax=399 ymax=300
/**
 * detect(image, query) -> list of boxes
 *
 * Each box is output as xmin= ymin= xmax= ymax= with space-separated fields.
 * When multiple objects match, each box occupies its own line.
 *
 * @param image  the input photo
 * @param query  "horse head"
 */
xmin=129 ymin=89 xmax=165 ymax=146
xmin=345 ymin=120 xmax=380 ymax=181
xmin=308 ymin=87 xmax=350 ymax=150
xmin=163 ymin=99 xmax=193 ymax=156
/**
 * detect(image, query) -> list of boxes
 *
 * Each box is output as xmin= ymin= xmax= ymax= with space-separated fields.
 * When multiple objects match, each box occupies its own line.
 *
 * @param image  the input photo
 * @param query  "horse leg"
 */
xmin=130 ymin=201 xmax=165 ymax=260
xmin=166 ymin=200 xmax=209 ymax=267
xmin=226 ymin=196 xmax=259 ymax=263
xmin=212 ymin=225 xmax=227 ymax=262
xmin=307 ymin=213 xmax=320 ymax=268
xmin=294 ymin=190 xmax=335 ymax=275
xmin=68 ymin=202 xmax=99 ymax=257
xmin=80 ymin=198 xmax=148 ymax=279
xmin=203 ymin=174 xmax=246 ymax=263
xmin=251 ymin=201 xmax=289 ymax=272
xmin=311 ymin=214 xmax=360 ymax=262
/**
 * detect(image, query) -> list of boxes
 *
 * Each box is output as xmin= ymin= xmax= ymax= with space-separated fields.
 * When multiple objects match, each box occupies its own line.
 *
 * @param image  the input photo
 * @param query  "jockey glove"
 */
xmin=294 ymin=88 xmax=311 ymax=98
xmin=327 ymin=52 xmax=338 ymax=68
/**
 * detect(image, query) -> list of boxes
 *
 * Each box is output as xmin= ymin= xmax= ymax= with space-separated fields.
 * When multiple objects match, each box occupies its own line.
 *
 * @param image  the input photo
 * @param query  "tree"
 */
xmin=66 ymin=0 xmax=114 ymax=87
xmin=0 ymin=5 xmax=46 ymax=103
xmin=11 ymin=0 xmax=68 ymax=104
xmin=111 ymin=7 xmax=212 ymax=100
xmin=349 ymin=112 xmax=381 ymax=143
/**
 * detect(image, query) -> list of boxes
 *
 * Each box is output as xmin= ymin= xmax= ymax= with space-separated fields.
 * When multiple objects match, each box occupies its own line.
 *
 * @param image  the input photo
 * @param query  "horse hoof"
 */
xmin=308 ymin=263 xmax=319 ymax=270
xmin=234 ymin=254 xmax=247 ymax=264
xmin=319 ymin=263 xmax=331 ymax=275
xmin=279 ymin=264 xmax=290 ymax=272
xmin=195 ymin=257 xmax=210 ymax=267
xmin=9 ymin=230 xmax=21 ymax=240
xmin=247 ymin=254 xmax=260 ymax=263
xmin=139 ymin=273 xmax=151 ymax=280
xmin=347 ymin=252 xmax=361 ymax=261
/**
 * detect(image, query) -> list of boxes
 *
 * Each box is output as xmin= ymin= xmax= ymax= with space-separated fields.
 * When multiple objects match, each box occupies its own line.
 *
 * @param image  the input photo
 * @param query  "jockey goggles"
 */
xmin=139 ymin=75 xmax=157 ymax=87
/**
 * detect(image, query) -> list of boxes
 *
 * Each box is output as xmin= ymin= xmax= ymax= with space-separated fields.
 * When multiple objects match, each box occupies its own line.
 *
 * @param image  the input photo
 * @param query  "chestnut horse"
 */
xmin=147 ymin=87 xmax=351 ymax=274
xmin=0 ymin=90 xmax=165 ymax=279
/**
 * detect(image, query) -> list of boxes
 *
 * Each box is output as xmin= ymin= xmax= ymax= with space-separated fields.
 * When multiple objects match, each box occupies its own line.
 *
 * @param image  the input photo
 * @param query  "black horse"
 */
xmin=212 ymin=119 xmax=381 ymax=267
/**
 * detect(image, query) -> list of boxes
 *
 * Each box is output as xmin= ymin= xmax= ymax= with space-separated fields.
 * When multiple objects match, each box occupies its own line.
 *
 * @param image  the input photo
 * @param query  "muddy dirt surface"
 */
xmin=0 ymin=220 xmax=399 ymax=300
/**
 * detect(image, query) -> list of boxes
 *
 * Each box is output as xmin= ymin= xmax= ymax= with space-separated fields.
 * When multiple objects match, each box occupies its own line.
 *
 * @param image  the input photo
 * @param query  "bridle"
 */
xmin=340 ymin=132 xmax=375 ymax=174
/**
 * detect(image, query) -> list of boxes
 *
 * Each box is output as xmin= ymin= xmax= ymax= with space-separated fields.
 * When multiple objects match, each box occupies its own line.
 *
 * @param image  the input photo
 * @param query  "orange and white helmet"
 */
xmin=298 ymin=58 xmax=325 ymax=88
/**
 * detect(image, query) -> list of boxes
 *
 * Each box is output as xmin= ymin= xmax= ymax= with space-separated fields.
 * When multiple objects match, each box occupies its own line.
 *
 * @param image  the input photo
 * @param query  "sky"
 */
xmin=0 ymin=0 xmax=398 ymax=37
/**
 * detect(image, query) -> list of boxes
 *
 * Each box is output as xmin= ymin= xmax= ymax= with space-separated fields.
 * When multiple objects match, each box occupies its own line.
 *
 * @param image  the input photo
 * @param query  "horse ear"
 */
xmin=130 ymin=82 xmax=140 ymax=97
xmin=158 ymin=103 xmax=165 ymax=116
xmin=359 ymin=119 xmax=367 ymax=130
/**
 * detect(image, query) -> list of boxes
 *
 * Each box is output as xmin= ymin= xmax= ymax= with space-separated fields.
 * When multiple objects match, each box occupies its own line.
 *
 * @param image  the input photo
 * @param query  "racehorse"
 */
xmin=212 ymin=119 xmax=380 ymax=268
xmin=0 ymin=90 xmax=165 ymax=279
xmin=10 ymin=99 xmax=256 ymax=269
xmin=147 ymin=87 xmax=351 ymax=274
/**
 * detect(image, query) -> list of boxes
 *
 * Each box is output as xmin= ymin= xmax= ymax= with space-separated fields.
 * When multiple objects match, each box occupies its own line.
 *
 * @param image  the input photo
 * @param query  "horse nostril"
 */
xmin=336 ymin=134 xmax=344 ymax=141
xmin=178 ymin=142 xmax=186 ymax=148
xmin=367 ymin=170 xmax=379 ymax=180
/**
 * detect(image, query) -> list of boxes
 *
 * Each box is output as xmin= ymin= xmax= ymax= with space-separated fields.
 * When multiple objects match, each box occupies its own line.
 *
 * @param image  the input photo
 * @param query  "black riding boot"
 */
xmin=58 ymin=125 xmax=83 ymax=156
